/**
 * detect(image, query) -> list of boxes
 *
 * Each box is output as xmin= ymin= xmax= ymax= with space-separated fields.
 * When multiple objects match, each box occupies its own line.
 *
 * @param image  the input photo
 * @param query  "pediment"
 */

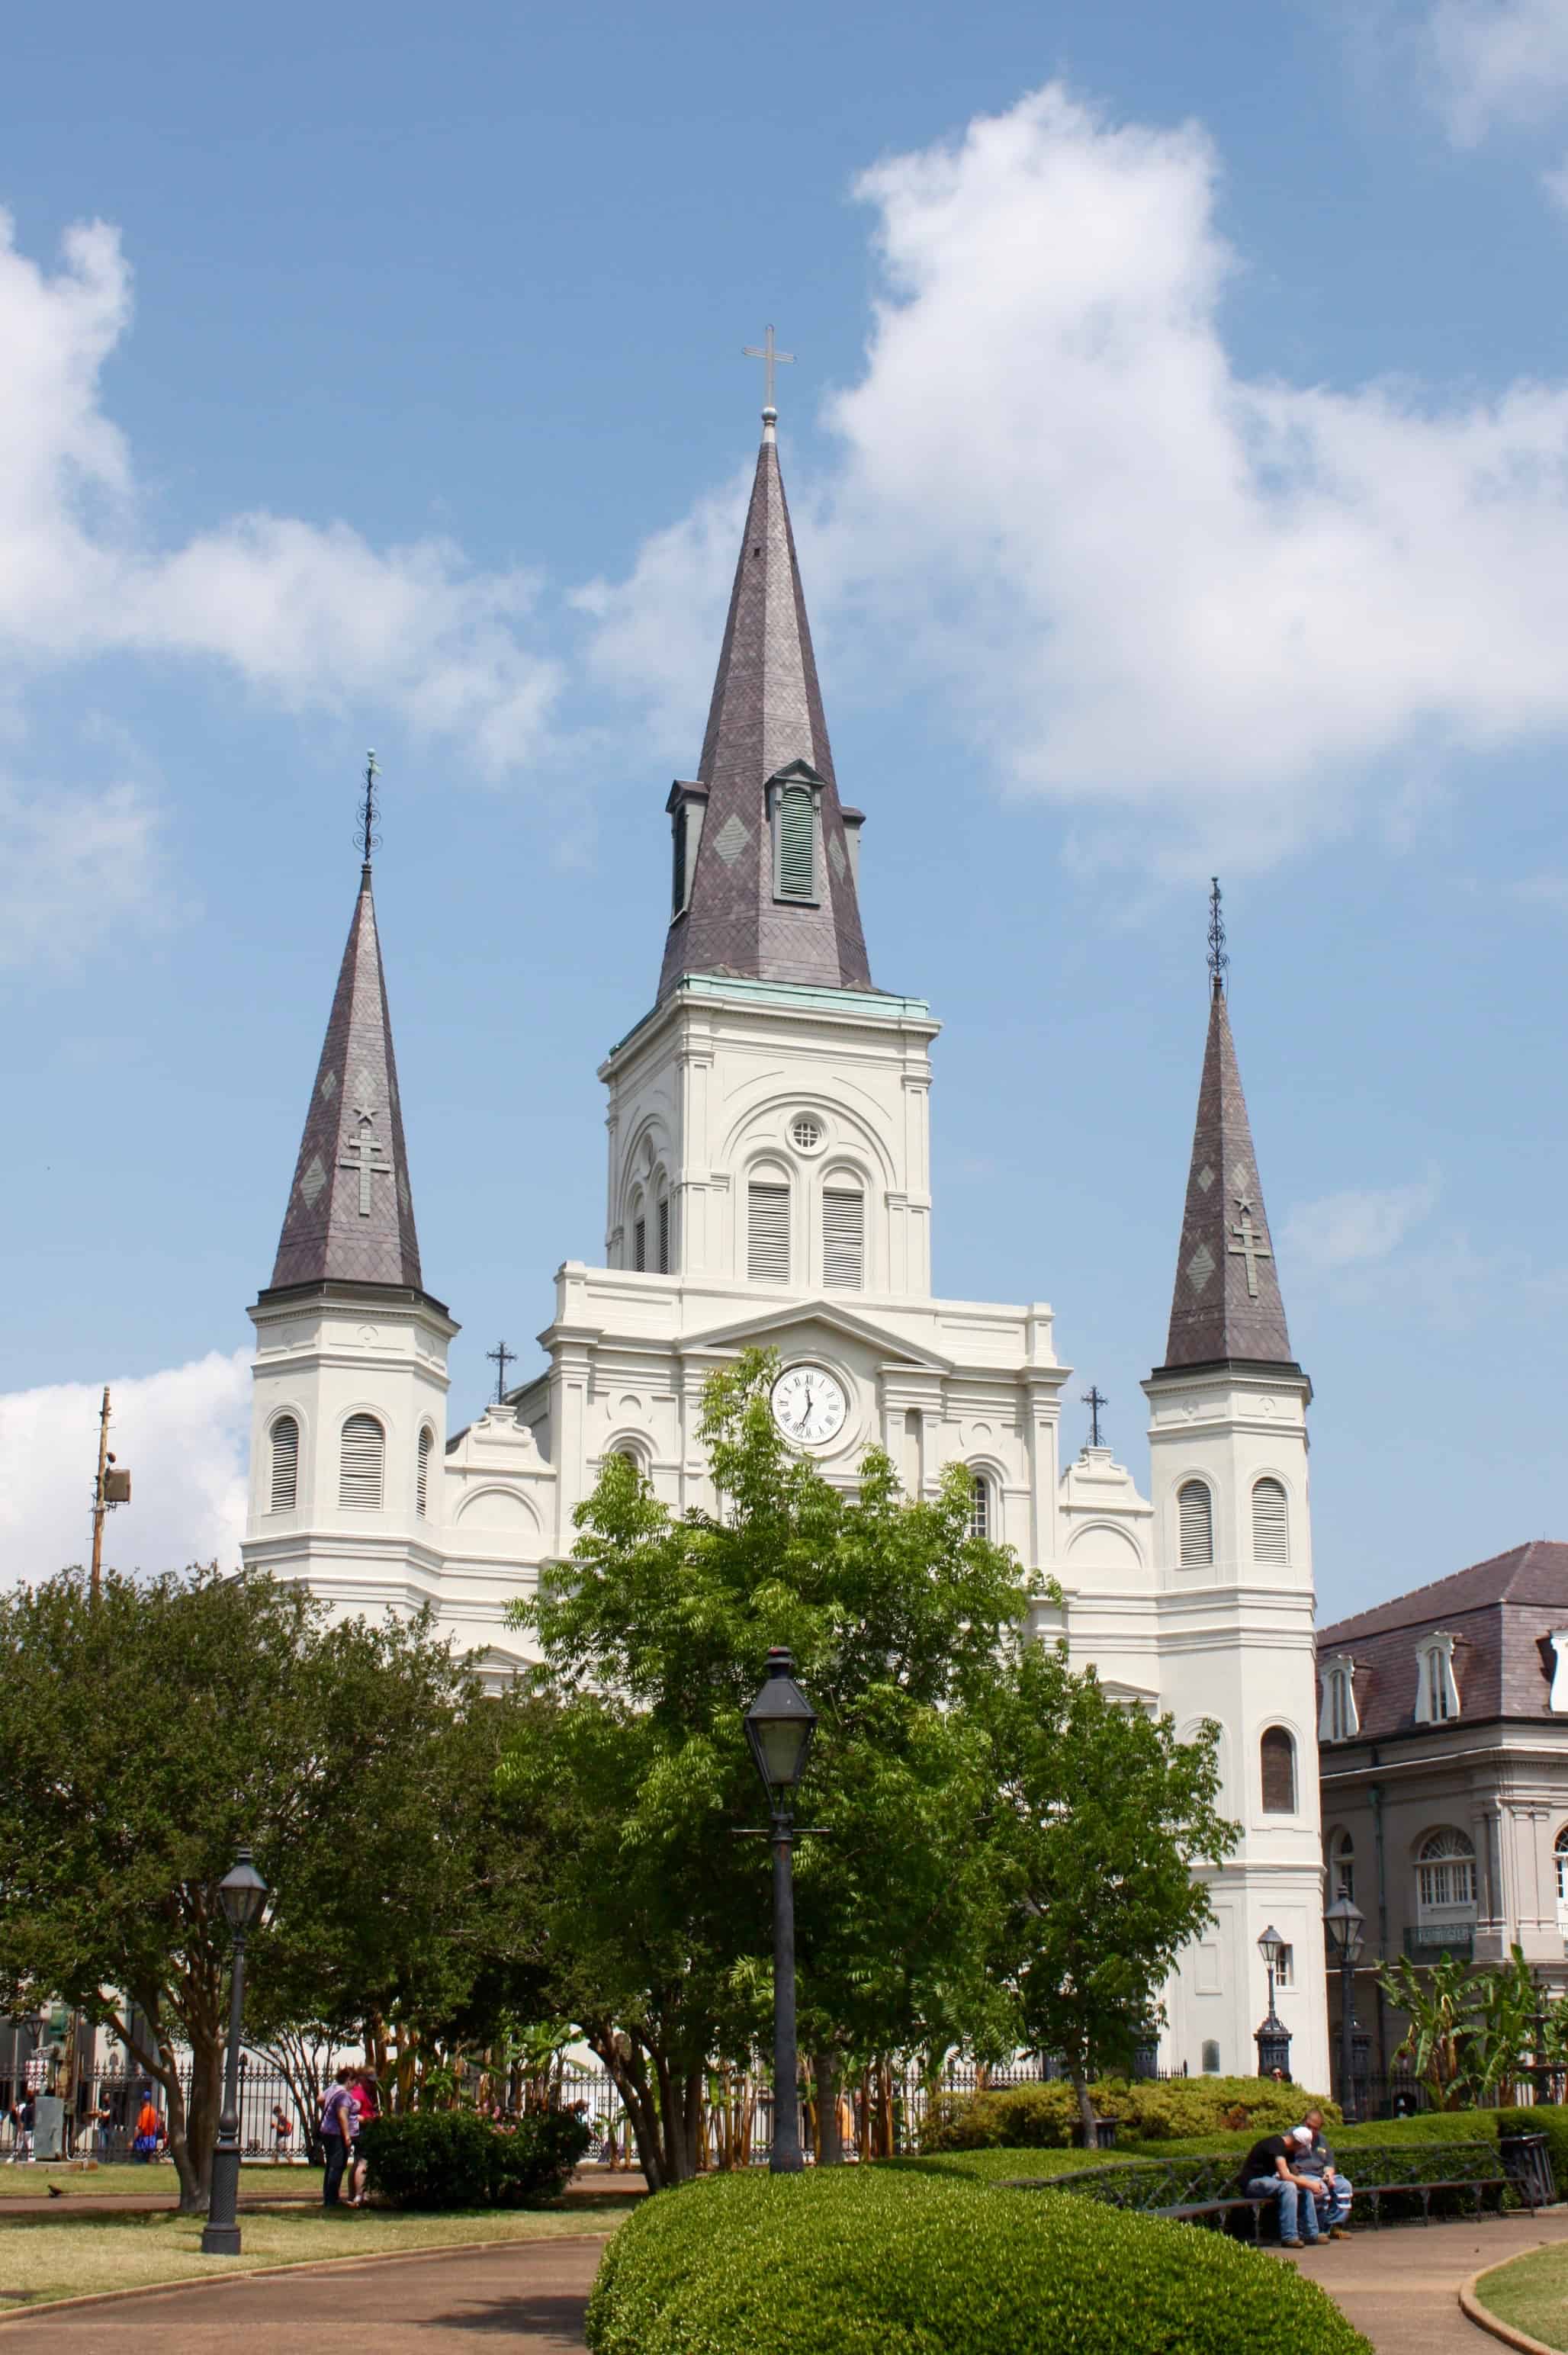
xmin=686 ymin=1295 xmax=954 ymax=1374
xmin=764 ymin=757 xmax=827 ymax=789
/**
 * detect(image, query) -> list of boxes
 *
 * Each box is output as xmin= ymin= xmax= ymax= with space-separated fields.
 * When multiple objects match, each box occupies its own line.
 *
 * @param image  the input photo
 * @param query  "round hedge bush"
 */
xmin=584 ymin=2166 xmax=1373 ymax=2355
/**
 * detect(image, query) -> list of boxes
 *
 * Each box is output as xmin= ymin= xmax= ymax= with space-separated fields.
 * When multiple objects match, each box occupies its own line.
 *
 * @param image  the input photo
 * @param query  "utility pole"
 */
xmin=88 ymin=1388 xmax=131 ymax=1605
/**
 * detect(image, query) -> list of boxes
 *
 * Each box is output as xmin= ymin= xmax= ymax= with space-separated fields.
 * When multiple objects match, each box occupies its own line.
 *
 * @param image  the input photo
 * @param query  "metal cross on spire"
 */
xmin=1081 ymin=1385 xmax=1107 ymax=1450
xmin=486 ymin=1339 xmax=516 ymax=1404
xmin=743 ymin=324 xmax=795 ymax=411
xmin=358 ymin=750 xmax=381 ymax=870
xmin=1207 ymin=875 xmax=1229 ymax=1000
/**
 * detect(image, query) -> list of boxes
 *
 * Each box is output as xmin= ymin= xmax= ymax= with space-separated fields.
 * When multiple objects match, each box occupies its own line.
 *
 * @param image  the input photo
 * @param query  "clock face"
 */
xmin=771 ymin=1363 xmax=849 ymax=1449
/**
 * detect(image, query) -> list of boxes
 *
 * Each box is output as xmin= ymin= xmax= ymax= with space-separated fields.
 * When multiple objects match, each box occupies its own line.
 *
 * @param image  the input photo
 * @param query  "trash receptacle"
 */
xmin=1072 ymin=2119 xmax=1120 ymax=2151
xmin=1499 ymin=2130 xmax=1555 ymax=2210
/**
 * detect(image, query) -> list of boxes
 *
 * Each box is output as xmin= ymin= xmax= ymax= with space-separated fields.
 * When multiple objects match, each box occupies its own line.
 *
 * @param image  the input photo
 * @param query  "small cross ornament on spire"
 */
xmin=743 ymin=324 xmax=795 ymax=411
xmin=1207 ymin=875 xmax=1229 ymax=1000
xmin=1081 ymin=1386 xmax=1107 ymax=1450
xmin=358 ymin=750 xmax=381 ymax=869
xmin=1228 ymin=1197 xmax=1273 ymax=1299
xmin=486 ymin=1339 xmax=516 ymax=1404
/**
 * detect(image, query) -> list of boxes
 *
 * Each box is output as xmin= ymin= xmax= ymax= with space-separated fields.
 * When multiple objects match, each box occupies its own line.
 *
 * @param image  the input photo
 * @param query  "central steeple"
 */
xmin=657 ymin=403 xmax=873 ymax=999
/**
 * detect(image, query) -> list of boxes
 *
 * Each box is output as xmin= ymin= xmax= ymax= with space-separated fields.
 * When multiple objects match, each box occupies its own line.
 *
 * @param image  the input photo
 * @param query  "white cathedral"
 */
xmin=240 ymin=400 xmax=1329 ymax=2090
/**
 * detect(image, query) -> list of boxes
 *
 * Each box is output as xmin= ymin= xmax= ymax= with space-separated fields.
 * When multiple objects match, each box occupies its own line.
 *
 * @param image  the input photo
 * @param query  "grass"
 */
xmin=0 ymin=2162 xmax=310 ymax=2202
xmin=1473 ymin=2243 xmax=1568 ymax=2350
xmin=0 ymin=2196 xmax=638 ymax=2311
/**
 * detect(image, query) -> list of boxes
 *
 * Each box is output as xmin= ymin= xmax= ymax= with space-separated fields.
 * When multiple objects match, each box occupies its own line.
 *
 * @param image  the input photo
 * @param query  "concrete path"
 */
xmin=1279 ymin=2209 xmax=1568 ymax=2351
xmin=0 ymin=2232 xmax=606 ymax=2351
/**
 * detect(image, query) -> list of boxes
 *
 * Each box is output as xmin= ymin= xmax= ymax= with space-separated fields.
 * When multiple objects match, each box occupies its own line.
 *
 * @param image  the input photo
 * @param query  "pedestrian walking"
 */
xmin=131 ymin=2090 xmax=161 ymax=2164
xmin=319 ymin=2067 xmax=358 ymax=2207
xmin=270 ymin=2103 xmax=295 ymax=2162
xmin=345 ymin=2069 xmax=379 ymax=2207
xmin=90 ymin=2092 xmax=114 ymax=2160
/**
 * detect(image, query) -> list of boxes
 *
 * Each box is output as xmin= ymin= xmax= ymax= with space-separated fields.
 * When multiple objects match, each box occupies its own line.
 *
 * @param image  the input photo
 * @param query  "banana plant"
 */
xmin=1377 ymin=1951 xmax=1476 ymax=2109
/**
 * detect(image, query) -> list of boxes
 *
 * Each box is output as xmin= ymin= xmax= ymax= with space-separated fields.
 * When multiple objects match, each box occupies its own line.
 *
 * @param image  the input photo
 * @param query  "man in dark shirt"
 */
xmin=1240 ymin=2125 xmax=1322 ymax=2244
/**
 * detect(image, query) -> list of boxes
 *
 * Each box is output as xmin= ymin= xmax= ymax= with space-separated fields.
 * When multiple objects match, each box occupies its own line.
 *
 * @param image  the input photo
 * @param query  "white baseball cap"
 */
xmin=1290 ymin=2126 xmax=1313 ymax=2145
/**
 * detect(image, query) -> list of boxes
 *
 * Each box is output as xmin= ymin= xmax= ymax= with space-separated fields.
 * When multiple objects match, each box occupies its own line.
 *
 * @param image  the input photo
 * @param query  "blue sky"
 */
xmin=5 ymin=0 xmax=1568 ymax=1623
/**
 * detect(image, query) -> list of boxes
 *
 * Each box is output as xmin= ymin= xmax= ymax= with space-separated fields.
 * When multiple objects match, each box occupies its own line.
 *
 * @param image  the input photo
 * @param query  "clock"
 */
xmin=770 ymin=1363 xmax=849 ymax=1448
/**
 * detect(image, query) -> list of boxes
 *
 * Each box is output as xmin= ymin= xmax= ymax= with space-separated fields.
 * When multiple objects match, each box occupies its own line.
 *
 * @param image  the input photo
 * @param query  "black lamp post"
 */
xmin=1324 ymin=1894 xmax=1365 ymax=2125
xmin=201 ymin=1848 xmax=268 ymax=2256
xmin=744 ymin=1649 xmax=817 ymax=2174
xmin=1254 ymin=1923 xmax=1292 ymax=2080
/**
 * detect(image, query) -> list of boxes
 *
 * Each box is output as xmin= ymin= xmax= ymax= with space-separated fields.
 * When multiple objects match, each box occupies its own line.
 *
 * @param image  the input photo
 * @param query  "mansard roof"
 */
xmin=266 ymin=866 xmax=426 ymax=1296
xmin=1157 ymin=978 xmax=1296 ymax=1375
xmin=1319 ymin=1542 xmax=1568 ymax=1740
xmin=657 ymin=410 xmax=873 ymax=1000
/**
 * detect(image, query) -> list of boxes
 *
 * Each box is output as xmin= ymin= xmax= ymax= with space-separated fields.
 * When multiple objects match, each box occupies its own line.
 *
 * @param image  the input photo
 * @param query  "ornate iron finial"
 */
xmin=1207 ymin=875 xmax=1229 ymax=1000
xmin=486 ymin=1338 xmax=516 ymax=1405
xmin=1081 ymin=1385 xmax=1107 ymax=1451
xmin=743 ymin=323 xmax=795 ymax=416
xmin=358 ymin=750 xmax=381 ymax=871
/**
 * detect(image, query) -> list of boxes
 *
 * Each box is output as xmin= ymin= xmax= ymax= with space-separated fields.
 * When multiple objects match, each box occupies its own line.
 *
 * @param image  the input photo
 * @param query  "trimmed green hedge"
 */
xmin=1498 ymin=2105 xmax=1568 ymax=2195
xmin=584 ymin=2167 xmax=1374 ymax=2355
xmin=920 ymin=2074 xmax=1340 ymax=2151
xmin=359 ymin=2106 xmax=590 ymax=2209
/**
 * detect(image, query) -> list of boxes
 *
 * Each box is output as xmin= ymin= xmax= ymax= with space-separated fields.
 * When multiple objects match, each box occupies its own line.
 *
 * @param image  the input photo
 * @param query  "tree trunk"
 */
xmin=1072 ymin=2064 xmax=1097 ymax=2144
xmin=814 ymin=2051 xmax=844 ymax=2165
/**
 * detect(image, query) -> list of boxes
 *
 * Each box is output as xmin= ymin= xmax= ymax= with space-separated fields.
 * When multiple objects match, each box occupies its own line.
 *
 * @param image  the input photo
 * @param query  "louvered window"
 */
xmin=1178 ymin=1480 xmax=1213 ymax=1566
xmin=969 ymin=1473 xmax=991 ymax=1541
xmin=671 ymin=804 xmax=687 ymax=914
xmin=776 ymin=786 xmax=815 ymax=901
xmin=268 ymin=1415 xmax=298 ymax=1513
xmin=1252 ymin=1476 xmax=1288 ymax=1563
xmin=822 ymin=1189 xmax=864 ymax=1290
xmin=633 ymin=1217 xmax=647 ymax=1272
xmin=339 ymin=1414 xmax=385 ymax=1512
xmin=657 ymin=1198 xmax=670 ymax=1274
xmin=1320 ymin=1664 xmax=1358 ymax=1744
xmin=416 ymin=1426 xmax=432 ymax=1518
xmin=748 ymin=1183 xmax=790 ymax=1283
xmin=1260 ymin=1726 xmax=1296 ymax=1814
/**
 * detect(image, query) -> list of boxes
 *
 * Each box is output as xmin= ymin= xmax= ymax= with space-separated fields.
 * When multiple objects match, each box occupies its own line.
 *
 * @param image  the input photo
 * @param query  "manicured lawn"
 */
xmin=0 ymin=2162 xmax=310 ymax=2202
xmin=0 ymin=2198 xmax=637 ymax=2310
xmin=1474 ymin=2244 xmax=1568 ymax=2350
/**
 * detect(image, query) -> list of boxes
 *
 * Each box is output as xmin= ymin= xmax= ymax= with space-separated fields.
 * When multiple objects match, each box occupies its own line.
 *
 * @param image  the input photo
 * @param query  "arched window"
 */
xmin=1417 ymin=1829 xmax=1476 ymax=1917
xmin=268 ymin=1415 xmax=299 ymax=1513
xmin=631 ymin=1186 xmax=647 ymax=1272
xmin=657 ymin=1196 xmax=671 ymax=1274
xmin=822 ymin=1185 xmax=864 ymax=1290
xmin=416 ymin=1426 xmax=433 ymax=1518
xmin=1332 ymin=1828 xmax=1355 ymax=1903
xmin=968 ymin=1473 xmax=991 ymax=1542
xmin=339 ymin=1414 xmax=385 ymax=1512
xmin=1555 ymin=1830 xmax=1568 ymax=1928
xmin=1178 ymin=1481 xmax=1213 ymax=1567
xmin=775 ymin=783 xmax=815 ymax=901
xmin=1415 ymin=1634 xmax=1460 ymax=1724
xmin=1319 ymin=1657 xmax=1358 ymax=1744
xmin=748 ymin=1179 xmax=790 ymax=1283
xmin=1252 ymin=1476 xmax=1289 ymax=1564
xmin=1260 ymin=1726 xmax=1296 ymax=1814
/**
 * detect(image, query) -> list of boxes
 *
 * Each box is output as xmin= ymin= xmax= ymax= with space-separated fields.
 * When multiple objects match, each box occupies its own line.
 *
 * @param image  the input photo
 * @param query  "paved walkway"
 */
xmin=1278 ymin=2208 xmax=1568 ymax=2351
xmin=0 ymin=2233 xmax=606 ymax=2351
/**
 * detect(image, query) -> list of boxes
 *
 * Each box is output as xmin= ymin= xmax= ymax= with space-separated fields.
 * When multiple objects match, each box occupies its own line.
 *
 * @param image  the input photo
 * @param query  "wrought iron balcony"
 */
xmin=1403 ymin=1924 xmax=1474 ymax=1962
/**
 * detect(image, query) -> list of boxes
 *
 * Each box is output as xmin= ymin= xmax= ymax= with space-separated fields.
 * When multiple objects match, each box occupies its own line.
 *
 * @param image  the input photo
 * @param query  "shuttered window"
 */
xmin=671 ymin=804 xmax=687 ymax=914
xmin=1178 ymin=1480 xmax=1213 ymax=1566
xmin=633 ymin=1216 xmax=647 ymax=1272
xmin=339 ymin=1414 xmax=385 ymax=1512
xmin=416 ymin=1425 xmax=432 ymax=1518
xmin=657 ymin=1197 xmax=670 ymax=1274
xmin=1252 ymin=1476 xmax=1289 ymax=1563
xmin=777 ymin=787 xmax=815 ymax=900
xmin=1260 ymin=1726 xmax=1296 ymax=1814
xmin=748 ymin=1183 xmax=790 ymax=1283
xmin=268 ymin=1415 xmax=298 ymax=1513
xmin=822 ymin=1188 xmax=864 ymax=1290
xmin=969 ymin=1473 xmax=991 ymax=1541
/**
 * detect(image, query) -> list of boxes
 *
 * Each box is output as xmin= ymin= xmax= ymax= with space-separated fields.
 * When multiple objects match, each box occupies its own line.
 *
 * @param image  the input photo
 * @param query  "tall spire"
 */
xmin=267 ymin=761 xmax=426 ymax=1296
xmin=1159 ymin=883 xmax=1296 ymax=1371
xmin=657 ymin=395 xmax=872 ymax=999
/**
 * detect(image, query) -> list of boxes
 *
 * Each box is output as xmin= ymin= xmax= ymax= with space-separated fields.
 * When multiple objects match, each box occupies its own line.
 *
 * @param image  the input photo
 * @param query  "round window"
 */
xmin=791 ymin=1116 xmax=824 ymax=1152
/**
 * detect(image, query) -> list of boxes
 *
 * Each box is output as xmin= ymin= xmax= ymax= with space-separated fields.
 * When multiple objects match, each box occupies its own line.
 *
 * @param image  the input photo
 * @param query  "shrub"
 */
xmin=920 ymin=2074 xmax=1337 ymax=2152
xmin=360 ymin=2106 xmax=590 ymax=2209
xmin=584 ymin=2167 xmax=1373 ymax=2355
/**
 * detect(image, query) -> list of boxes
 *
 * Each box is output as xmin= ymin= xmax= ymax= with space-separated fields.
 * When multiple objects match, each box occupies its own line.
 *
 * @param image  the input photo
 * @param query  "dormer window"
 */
xmin=1319 ymin=1656 xmax=1359 ymax=1743
xmin=768 ymin=764 xmax=821 ymax=904
xmin=1414 ymin=1632 xmax=1460 ymax=1724
xmin=667 ymin=782 xmax=706 ymax=916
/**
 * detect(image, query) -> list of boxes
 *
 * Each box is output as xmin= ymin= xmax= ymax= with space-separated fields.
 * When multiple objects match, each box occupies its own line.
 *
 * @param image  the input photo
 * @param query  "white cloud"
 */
xmin=1424 ymin=0 xmax=1568 ymax=143
xmin=1284 ymin=1174 xmax=1442 ymax=1273
xmin=583 ymin=84 xmax=1568 ymax=872
xmin=0 ymin=773 xmax=166 ymax=970
xmin=0 ymin=1351 xmax=249 ymax=1586
xmin=0 ymin=217 xmax=562 ymax=779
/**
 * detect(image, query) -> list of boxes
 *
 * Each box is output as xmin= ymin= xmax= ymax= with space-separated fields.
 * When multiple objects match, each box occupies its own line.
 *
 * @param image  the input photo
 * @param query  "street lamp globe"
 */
xmin=1256 ymin=1923 xmax=1285 ymax=1971
xmin=217 ymin=1849 xmax=268 ymax=1935
xmin=1323 ymin=1894 xmax=1365 ymax=1963
xmin=744 ymin=1650 xmax=818 ymax=1810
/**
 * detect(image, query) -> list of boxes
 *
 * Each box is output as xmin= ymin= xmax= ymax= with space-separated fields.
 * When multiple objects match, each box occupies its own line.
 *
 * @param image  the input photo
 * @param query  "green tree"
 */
xmin=0 ymin=1566 xmax=537 ymax=2211
xmin=498 ymin=1351 xmax=1031 ymax=2186
xmin=978 ymin=1641 xmax=1238 ymax=2138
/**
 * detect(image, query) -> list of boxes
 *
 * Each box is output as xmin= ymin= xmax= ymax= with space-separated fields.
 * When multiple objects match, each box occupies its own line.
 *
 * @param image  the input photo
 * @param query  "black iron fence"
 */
xmin=0 ymin=2058 xmax=305 ymax=2166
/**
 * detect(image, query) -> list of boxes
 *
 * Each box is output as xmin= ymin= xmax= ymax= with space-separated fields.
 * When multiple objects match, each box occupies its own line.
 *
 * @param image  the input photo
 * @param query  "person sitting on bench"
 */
xmin=1239 ymin=2125 xmax=1323 ymax=2246
xmin=1296 ymin=2108 xmax=1352 ymax=2237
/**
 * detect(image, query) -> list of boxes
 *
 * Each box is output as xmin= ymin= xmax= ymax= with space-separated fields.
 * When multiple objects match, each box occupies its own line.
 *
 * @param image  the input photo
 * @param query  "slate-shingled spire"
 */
xmin=657 ymin=405 xmax=872 ymax=999
xmin=268 ymin=818 xmax=425 ymax=1297
xmin=1159 ymin=887 xmax=1296 ymax=1371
